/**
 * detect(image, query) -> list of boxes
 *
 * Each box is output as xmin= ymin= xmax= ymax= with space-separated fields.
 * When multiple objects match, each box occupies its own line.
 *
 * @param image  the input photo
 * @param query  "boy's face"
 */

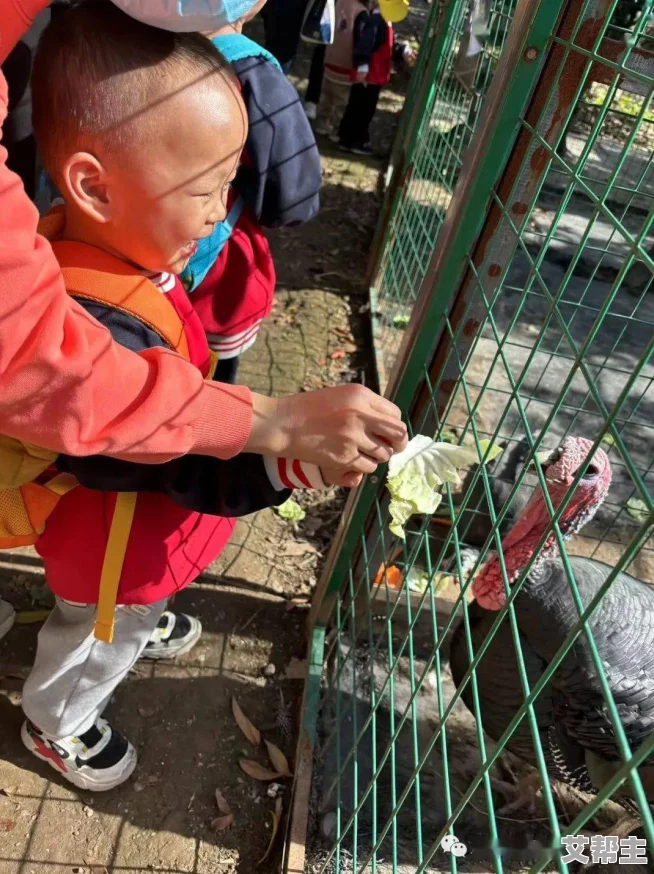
xmin=72 ymin=71 xmax=247 ymax=274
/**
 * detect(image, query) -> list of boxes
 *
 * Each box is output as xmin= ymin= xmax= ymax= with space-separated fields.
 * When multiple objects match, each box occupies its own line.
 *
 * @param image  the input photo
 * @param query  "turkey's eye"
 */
xmin=583 ymin=464 xmax=599 ymax=478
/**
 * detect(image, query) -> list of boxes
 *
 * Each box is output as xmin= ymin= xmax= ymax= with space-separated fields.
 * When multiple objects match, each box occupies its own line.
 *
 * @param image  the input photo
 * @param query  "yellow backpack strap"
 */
xmin=94 ymin=492 xmax=138 ymax=643
xmin=51 ymin=241 xmax=191 ymax=361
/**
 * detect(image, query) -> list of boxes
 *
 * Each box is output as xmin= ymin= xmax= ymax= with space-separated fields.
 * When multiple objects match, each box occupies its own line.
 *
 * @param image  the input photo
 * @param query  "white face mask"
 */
xmin=109 ymin=0 xmax=255 ymax=31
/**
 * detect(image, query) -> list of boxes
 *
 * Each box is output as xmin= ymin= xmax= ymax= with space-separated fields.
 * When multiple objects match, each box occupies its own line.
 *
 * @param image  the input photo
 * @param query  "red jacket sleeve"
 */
xmin=0 ymin=0 xmax=253 ymax=462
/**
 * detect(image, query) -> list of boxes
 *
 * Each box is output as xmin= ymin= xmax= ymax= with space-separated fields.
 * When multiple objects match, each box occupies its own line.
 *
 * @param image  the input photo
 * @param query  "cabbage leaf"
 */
xmin=386 ymin=435 xmax=502 ymax=538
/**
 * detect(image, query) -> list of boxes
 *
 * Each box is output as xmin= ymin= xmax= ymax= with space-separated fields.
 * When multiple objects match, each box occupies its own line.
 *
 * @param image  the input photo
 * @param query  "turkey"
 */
xmin=449 ymin=436 xmax=654 ymax=823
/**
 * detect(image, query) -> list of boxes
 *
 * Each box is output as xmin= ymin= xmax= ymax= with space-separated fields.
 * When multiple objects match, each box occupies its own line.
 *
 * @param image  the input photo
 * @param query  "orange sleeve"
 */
xmin=0 ymin=12 xmax=253 ymax=461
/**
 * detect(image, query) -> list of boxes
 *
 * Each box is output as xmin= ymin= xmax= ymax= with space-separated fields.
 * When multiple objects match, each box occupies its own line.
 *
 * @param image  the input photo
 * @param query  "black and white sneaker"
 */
xmin=141 ymin=611 xmax=202 ymax=660
xmin=348 ymin=142 xmax=375 ymax=157
xmin=22 ymin=717 xmax=137 ymax=791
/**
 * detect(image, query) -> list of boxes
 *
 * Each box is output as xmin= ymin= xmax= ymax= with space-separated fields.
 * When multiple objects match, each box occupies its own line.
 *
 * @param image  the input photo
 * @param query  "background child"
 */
xmin=317 ymin=0 xmax=368 ymax=139
xmin=316 ymin=0 xmax=414 ymax=154
xmin=183 ymin=6 xmax=321 ymax=384
xmin=20 ymin=1 xmax=343 ymax=792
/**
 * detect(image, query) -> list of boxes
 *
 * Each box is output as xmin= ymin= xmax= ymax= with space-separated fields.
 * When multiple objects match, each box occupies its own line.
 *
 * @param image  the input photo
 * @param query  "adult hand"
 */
xmin=247 ymin=385 xmax=407 ymax=480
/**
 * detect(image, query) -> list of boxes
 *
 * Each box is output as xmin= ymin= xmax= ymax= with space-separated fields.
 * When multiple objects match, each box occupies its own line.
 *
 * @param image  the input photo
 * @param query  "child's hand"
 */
xmin=321 ymin=467 xmax=364 ymax=488
xmin=247 ymin=385 xmax=407 ymax=479
xmin=355 ymin=65 xmax=369 ymax=83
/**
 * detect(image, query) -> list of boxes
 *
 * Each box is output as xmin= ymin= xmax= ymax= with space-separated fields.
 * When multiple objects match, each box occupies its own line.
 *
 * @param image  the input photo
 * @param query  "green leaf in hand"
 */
xmin=386 ymin=435 xmax=502 ymax=538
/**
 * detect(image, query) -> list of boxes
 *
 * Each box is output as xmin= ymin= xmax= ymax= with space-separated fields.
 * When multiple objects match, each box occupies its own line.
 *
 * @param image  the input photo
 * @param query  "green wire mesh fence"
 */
xmin=369 ymin=0 xmax=520 ymax=389
xmin=295 ymin=0 xmax=654 ymax=872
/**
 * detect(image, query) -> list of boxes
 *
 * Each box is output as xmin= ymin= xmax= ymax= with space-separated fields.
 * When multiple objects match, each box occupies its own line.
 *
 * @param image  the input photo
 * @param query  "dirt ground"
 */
xmin=0 ymin=26 xmax=412 ymax=874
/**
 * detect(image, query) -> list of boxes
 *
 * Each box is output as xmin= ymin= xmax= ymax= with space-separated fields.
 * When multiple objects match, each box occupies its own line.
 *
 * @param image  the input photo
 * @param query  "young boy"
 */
xmin=18 ymin=1 xmax=353 ymax=793
xmin=182 ymin=7 xmax=321 ymax=383
xmin=319 ymin=0 xmax=413 ymax=154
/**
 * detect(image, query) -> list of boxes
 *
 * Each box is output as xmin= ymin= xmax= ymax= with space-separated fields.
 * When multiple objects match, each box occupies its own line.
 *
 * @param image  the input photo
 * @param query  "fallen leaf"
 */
xmin=330 ymin=349 xmax=346 ymax=360
xmin=232 ymin=698 xmax=261 ymax=746
xmin=239 ymin=759 xmax=281 ymax=781
xmin=317 ymin=357 xmax=326 ymax=367
xmin=211 ymin=814 xmax=234 ymax=831
xmin=258 ymin=797 xmax=283 ymax=866
xmin=215 ymin=789 xmax=231 ymax=815
xmin=264 ymin=740 xmax=293 ymax=777
xmin=138 ymin=707 xmax=156 ymax=718
xmin=14 ymin=610 xmax=51 ymax=625
xmin=626 ymin=497 xmax=650 ymax=523
xmin=0 ymin=820 xmax=16 ymax=832
xmin=285 ymin=596 xmax=310 ymax=612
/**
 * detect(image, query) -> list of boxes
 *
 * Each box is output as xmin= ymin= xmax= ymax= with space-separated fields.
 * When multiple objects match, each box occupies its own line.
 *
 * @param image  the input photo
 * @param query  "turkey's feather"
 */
xmin=450 ymin=554 xmax=654 ymax=806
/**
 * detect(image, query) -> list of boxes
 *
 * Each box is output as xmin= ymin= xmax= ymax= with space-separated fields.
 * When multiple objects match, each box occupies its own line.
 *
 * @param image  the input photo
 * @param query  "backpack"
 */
xmin=182 ymin=33 xmax=282 ymax=292
xmin=0 ymin=207 xmax=192 ymax=642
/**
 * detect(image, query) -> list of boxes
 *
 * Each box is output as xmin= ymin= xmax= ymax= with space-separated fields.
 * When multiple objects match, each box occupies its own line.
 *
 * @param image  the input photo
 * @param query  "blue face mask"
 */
xmin=109 ymin=0 xmax=256 ymax=31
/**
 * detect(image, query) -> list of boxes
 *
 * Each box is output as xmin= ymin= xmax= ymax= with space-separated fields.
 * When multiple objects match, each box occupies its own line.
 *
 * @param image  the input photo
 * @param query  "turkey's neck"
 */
xmin=472 ymin=529 xmax=559 ymax=611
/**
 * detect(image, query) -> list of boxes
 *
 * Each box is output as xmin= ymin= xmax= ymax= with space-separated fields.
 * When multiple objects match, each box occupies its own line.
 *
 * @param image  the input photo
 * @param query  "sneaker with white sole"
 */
xmin=22 ymin=716 xmax=137 ymax=791
xmin=341 ymin=142 xmax=375 ymax=157
xmin=141 ymin=611 xmax=202 ymax=660
xmin=304 ymin=100 xmax=318 ymax=120
xmin=0 ymin=599 xmax=15 ymax=641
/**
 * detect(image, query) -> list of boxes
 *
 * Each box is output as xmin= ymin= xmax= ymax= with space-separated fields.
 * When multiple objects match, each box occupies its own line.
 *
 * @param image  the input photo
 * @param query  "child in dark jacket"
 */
xmin=20 ymin=2 xmax=333 ymax=794
xmin=318 ymin=0 xmax=414 ymax=155
xmin=183 ymin=7 xmax=322 ymax=384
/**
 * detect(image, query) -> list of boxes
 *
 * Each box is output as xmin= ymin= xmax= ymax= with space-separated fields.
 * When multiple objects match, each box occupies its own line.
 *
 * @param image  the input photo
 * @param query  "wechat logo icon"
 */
xmin=440 ymin=834 xmax=468 ymax=858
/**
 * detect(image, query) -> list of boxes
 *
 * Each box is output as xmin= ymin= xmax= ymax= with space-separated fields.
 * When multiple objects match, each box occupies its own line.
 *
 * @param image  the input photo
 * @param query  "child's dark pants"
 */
xmin=339 ymin=83 xmax=382 ymax=148
xmin=306 ymin=44 xmax=326 ymax=104
xmin=214 ymin=356 xmax=239 ymax=385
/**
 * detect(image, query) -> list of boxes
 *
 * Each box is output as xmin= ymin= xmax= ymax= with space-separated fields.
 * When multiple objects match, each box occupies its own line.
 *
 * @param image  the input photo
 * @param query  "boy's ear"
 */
xmin=63 ymin=152 xmax=113 ymax=223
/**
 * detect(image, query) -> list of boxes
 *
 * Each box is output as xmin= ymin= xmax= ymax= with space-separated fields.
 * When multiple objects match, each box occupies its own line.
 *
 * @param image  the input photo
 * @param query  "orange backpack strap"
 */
xmin=52 ymin=240 xmax=190 ymax=361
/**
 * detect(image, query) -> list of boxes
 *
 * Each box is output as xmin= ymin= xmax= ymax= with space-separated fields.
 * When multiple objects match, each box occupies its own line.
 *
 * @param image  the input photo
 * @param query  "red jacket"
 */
xmin=191 ymin=200 xmax=275 ymax=359
xmin=36 ymin=272 xmax=239 ymax=605
xmin=367 ymin=16 xmax=393 ymax=86
xmin=0 ymin=0 xmax=252 ymax=463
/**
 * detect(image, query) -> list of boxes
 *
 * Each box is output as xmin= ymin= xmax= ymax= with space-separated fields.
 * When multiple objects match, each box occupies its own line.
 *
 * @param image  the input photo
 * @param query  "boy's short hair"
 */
xmin=32 ymin=0 xmax=229 ymax=178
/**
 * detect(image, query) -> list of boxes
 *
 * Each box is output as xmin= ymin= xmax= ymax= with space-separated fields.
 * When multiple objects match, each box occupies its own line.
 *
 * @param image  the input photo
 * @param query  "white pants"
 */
xmin=22 ymin=597 xmax=167 ymax=739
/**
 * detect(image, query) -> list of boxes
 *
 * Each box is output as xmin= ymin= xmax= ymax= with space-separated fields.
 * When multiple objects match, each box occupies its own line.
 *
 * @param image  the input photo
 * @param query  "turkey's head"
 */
xmin=539 ymin=436 xmax=612 ymax=535
xmin=471 ymin=436 xmax=612 ymax=611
